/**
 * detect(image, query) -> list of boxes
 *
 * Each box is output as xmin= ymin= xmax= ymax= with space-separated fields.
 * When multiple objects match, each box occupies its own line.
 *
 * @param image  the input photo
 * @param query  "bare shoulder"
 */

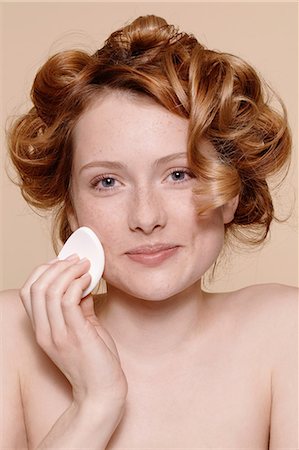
xmin=0 ymin=287 xmax=51 ymax=371
xmin=0 ymin=288 xmax=49 ymax=386
xmin=229 ymin=284 xmax=298 ymax=447
xmin=261 ymin=283 xmax=298 ymax=331
xmin=1 ymin=288 xmax=28 ymax=338
xmin=228 ymin=282 xmax=298 ymax=329
xmin=249 ymin=282 xmax=298 ymax=306
xmin=236 ymin=284 xmax=298 ymax=447
xmin=215 ymin=283 xmax=298 ymax=361
xmin=0 ymin=288 xmax=35 ymax=350
xmin=0 ymin=289 xmax=32 ymax=447
xmin=0 ymin=287 xmax=27 ymax=314
xmin=245 ymin=282 xmax=298 ymax=353
xmin=0 ymin=287 xmax=23 ymax=310
xmin=0 ymin=288 xmax=28 ymax=373
xmin=227 ymin=282 xmax=297 ymax=375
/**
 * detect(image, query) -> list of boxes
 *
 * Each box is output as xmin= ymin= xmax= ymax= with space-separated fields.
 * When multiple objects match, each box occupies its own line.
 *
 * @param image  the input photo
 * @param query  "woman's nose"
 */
xmin=128 ymin=186 xmax=167 ymax=234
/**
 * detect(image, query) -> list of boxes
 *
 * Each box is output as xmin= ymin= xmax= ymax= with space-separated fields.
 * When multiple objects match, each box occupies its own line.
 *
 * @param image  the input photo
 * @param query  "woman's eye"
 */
xmin=90 ymin=169 xmax=194 ymax=191
xmin=100 ymin=177 xmax=116 ymax=188
xmin=90 ymin=175 xmax=119 ymax=191
xmin=167 ymin=169 xmax=194 ymax=183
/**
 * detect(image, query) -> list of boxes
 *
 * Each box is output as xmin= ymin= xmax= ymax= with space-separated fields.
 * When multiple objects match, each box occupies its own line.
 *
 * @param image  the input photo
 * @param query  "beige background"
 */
xmin=1 ymin=2 xmax=298 ymax=291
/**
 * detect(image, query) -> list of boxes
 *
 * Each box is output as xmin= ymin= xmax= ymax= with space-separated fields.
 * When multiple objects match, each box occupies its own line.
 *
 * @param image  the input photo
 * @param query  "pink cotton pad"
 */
xmin=58 ymin=227 xmax=105 ymax=297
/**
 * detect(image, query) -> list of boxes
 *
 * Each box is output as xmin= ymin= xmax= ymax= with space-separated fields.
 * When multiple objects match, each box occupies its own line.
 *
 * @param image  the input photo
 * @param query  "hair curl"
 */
xmin=7 ymin=14 xmax=292 ymax=252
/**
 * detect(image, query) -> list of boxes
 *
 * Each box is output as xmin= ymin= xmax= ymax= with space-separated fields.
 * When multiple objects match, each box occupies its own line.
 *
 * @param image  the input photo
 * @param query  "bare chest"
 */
xmin=22 ymin=337 xmax=271 ymax=448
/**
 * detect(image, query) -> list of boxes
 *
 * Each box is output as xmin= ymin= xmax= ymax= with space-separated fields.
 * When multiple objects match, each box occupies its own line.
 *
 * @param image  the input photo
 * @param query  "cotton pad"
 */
xmin=58 ymin=226 xmax=105 ymax=297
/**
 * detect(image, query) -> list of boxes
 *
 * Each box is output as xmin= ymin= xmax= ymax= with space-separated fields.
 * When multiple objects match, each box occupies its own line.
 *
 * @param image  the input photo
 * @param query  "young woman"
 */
xmin=1 ymin=15 xmax=297 ymax=449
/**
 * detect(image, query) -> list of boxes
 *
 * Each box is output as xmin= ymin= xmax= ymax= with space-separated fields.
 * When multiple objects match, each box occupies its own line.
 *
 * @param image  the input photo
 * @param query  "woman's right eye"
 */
xmin=90 ymin=175 xmax=120 ymax=191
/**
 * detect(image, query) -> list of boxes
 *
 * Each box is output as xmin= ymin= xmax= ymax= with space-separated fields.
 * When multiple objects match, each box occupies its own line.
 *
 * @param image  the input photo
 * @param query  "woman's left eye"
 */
xmin=167 ymin=169 xmax=194 ymax=183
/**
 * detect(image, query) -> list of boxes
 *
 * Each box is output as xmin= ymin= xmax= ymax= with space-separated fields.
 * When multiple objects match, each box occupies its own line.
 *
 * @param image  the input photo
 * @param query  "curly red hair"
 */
xmin=7 ymin=15 xmax=292 ymax=252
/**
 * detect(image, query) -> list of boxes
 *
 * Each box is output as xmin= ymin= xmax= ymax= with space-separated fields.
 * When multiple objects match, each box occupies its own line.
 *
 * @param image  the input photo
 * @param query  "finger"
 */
xmin=30 ymin=255 xmax=80 ymax=339
xmin=45 ymin=259 xmax=91 ymax=339
xmin=19 ymin=258 xmax=60 ymax=327
xmin=61 ymin=273 xmax=100 ymax=339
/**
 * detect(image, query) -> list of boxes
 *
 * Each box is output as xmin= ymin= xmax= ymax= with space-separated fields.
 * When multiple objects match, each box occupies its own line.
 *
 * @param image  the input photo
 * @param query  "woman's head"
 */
xmin=66 ymin=89 xmax=239 ymax=300
xmin=8 ymin=14 xmax=291 ymax=254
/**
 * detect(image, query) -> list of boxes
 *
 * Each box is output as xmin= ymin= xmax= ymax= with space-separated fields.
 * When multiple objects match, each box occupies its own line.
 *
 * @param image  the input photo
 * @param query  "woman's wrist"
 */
xmin=70 ymin=400 xmax=125 ymax=448
xmin=71 ymin=397 xmax=125 ymax=429
xmin=35 ymin=400 xmax=125 ymax=449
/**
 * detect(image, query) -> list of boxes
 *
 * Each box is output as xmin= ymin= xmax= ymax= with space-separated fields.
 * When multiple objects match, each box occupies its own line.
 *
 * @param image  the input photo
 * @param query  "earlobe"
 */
xmin=222 ymin=195 xmax=239 ymax=224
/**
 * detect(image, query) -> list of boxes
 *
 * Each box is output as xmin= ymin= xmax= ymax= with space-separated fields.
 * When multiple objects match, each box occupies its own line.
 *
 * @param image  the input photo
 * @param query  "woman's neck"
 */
xmin=95 ymin=280 xmax=207 ymax=363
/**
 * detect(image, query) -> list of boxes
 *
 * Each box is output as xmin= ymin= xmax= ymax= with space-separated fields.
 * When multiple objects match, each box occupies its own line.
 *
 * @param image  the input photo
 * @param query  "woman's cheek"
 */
xmin=86 ymin=205 xmax=125 ymax=245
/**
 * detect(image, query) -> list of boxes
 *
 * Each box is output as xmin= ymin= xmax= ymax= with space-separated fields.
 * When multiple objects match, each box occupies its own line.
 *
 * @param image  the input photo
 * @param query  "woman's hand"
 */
xmin=19 ymin=254 xmax=128 ymax=411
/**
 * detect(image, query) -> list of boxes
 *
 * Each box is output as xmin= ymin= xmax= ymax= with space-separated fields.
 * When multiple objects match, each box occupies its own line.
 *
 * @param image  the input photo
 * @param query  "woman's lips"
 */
xmin=125 ymin=246 xmax=180 ymax=266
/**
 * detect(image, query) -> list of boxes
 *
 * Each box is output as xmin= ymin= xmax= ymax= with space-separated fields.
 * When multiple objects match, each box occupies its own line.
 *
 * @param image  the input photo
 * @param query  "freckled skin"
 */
xmin=3 ymin=91 xmax=296 ymax=449
xmin=69 ymin=91 xmax=232 ymax=301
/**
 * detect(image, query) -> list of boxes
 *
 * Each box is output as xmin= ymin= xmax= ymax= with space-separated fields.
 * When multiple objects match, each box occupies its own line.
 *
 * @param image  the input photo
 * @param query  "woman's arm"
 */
xmin=0 ymin=287 xmax=124 ymax=450
xmin=21 ymin=256 xmax=128 ymax=448
xmin=269 ymin=285 xmax=298 ymax=448
xmin=0 ymin=290 xmax=29 ymax=448
xmin=35 ymin=400 xmax=124 ymax=449
xmin=2 ymin=255 xmax=128 ymax=448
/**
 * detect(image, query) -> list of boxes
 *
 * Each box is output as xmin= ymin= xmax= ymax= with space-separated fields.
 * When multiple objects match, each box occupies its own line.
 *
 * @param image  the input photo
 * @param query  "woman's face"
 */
xmin=69 ymin=91 xmax=234 ymax=300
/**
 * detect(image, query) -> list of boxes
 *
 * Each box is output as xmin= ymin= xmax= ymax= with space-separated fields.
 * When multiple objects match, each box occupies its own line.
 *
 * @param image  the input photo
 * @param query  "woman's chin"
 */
xmin=107 ymin=279 xmax=198 ymax=303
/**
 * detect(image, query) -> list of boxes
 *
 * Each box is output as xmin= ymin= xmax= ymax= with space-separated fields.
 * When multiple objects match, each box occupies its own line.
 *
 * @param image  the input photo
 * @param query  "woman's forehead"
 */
xmin=71 ymin=91 xmax=190 ymax=162
xmin=74 ymin=89 xmax=188 ymax=131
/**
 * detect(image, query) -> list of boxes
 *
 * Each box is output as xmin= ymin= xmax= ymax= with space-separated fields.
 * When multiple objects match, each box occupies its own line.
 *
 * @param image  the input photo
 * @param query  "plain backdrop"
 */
xmin=0 ymin=1 xmax=298 ymax=292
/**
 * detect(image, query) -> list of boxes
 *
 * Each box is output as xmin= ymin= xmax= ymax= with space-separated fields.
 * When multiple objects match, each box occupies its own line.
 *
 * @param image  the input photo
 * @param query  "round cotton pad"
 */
xmin=58 ymin=227 xmax=105 ymax=298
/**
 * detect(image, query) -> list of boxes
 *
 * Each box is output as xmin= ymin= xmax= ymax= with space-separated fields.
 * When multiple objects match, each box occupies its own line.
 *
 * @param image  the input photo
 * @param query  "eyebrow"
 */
xmin=78 ymin=152 xmax=188 ymax=174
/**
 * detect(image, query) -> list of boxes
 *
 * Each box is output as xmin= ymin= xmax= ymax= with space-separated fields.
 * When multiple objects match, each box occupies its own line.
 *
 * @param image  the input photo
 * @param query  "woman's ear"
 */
xmin=222 ymin=194 xmax=239 ymax=224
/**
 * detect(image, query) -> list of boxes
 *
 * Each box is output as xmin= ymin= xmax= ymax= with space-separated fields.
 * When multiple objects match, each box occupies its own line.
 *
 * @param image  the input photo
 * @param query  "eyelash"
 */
xmin=90 ymin=168 xmax=194 ymax=192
